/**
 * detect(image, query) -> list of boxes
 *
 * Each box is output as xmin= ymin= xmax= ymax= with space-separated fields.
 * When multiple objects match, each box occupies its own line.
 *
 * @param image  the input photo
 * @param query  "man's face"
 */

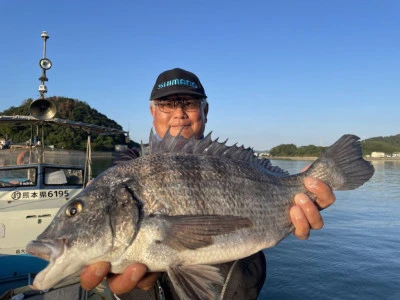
xmin=150 ymin=94 xmax=208 ymax=139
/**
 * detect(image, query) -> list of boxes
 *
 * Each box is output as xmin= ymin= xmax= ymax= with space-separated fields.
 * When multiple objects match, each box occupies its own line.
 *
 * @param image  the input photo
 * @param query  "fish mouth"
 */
xmin=27 ymin=238 xmax=81 ymax=291
xmin=26 ymin=239 xmax=66 ymax=261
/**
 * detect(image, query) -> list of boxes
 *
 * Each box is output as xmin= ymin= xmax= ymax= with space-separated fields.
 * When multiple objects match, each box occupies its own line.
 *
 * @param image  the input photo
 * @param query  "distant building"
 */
xmin=392 ymin=152 xmax=400 ymax=157
xmin=371 ymin=152 xmax=385 ymax=158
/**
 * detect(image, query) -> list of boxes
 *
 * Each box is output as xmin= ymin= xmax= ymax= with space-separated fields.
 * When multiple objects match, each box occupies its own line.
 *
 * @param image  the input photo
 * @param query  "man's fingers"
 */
xmin=136 ymin=272 xmax=161 ymax=290
xmin=81 ymin=262 xmax=155 ymax=295
xmin=300 ymin=165 xmax=310 ymax=173
xmin=294 ymin=193 xmax=324 ymax=230
xmin=290 ymin=205 xmax=310 ymax=240
xmin=107 ymin=263 xmax=148 ymax=295
xmin=80 ymin=261 xmax=110 ymax=290
xmin=304 ymin=177 xmax=335 ymax=210
xmin=290 ymin=171 xmax=335 ymax=240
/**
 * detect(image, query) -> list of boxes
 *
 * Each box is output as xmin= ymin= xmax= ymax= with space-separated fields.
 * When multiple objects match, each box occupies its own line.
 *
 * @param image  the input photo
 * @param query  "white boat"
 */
xmin=0 ymin=162 xmax=85 ymax=255
xmin=0 ymin=31 xmax=128 ymax=297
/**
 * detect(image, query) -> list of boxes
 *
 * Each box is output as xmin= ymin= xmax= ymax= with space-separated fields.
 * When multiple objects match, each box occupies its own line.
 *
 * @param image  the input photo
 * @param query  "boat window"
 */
xmin=43 ymin=167 xmax=84 ymax=186
xmin=0 ymin=167 xmax=37 ymax=187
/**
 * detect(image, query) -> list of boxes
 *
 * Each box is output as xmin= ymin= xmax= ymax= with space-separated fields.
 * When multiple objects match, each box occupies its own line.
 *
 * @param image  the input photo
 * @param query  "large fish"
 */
xmin=27 ymin=131 xmax=374 ymax=299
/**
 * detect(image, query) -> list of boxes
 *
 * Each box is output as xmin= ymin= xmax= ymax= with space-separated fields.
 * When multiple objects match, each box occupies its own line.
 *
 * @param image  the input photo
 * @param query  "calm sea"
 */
xmin=1 ymin=157 xmax=399 ymax=299
xmin=260 ymin=159 xmax=400 ymax=300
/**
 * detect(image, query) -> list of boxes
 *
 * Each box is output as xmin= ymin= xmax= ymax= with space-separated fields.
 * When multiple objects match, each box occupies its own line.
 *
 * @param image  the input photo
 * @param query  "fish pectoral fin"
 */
xmin=156 ymin=214 xmax=252 ymax=251
xmin=167 ymin=263 xmax=224 ymax=300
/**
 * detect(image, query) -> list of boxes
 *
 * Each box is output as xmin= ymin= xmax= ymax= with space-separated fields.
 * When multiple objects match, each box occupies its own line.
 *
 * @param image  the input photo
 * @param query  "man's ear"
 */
xmin=204 ymin=102 xmax=209 ymax=122
xmin=150 ymin=104 xmax=155 ymax=117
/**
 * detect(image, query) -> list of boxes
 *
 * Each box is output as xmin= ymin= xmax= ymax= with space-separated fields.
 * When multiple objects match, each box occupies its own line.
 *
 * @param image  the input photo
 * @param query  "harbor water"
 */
xmin=261 ymin=159 xmax=400 ymax=300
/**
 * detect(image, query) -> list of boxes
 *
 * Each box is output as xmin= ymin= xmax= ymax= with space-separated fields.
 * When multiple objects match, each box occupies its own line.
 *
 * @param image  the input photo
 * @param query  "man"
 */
xmin=80 ymin=68 xmax=335 ymax=299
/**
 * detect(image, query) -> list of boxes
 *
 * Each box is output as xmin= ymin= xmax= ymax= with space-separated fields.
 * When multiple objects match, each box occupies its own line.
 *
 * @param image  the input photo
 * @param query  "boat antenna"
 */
xmin=29 ymin=31 xmax=56 ymax=120
xmin=29 ymin=31 xmax=57 ymax=163
xmin=39 ymin=31 xmax=51 ymax=99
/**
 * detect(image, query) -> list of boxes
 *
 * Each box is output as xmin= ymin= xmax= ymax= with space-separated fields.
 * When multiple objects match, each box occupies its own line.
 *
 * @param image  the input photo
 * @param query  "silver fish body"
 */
xmin=27 ymin=132 xmax=374 ymax=299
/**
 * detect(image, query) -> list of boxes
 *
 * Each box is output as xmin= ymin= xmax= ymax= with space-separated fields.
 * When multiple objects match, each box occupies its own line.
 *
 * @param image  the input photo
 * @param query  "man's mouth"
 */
xmin=170 ymin=124 xmax=191 ymax=128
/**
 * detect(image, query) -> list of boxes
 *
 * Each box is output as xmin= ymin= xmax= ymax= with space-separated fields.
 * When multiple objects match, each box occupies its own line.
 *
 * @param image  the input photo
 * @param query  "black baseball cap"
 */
xmin=150 ymin=68 xmax=207 ymax=100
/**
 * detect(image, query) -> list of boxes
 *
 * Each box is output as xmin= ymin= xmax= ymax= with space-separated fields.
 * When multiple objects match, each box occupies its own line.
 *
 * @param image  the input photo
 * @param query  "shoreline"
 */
xmin=0 ymin=149 xmax=116 ymax=158
xmin=270 ymin=156 xmax=400 ymax=162
xmin=2 ymin=150 xmax=398 ymax=162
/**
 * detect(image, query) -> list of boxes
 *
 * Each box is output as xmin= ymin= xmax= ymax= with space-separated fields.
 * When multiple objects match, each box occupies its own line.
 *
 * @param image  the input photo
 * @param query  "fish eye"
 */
xmin=66 ymin=201 xmax=83 ymax=217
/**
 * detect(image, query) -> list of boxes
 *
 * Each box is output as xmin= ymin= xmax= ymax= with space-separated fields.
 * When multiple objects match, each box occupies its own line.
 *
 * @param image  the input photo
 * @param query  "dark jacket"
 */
xmin=112 ymin=148 xmax=266 ymax=300
xmin=114 ymin=251 xmax=266 ymax=300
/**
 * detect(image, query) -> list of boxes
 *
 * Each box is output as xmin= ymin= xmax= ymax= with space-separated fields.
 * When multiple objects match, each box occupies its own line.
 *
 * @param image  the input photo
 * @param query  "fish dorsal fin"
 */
xmin=167 ymin=264 xmax=224 ymax=300
xmin=148 ymin=128 xmax=193 ymax=153
xmin=147 ymin=128 xmax=289 ymax=176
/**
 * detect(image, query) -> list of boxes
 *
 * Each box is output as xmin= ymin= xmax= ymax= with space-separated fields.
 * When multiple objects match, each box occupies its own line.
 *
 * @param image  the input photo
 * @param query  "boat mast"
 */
xmin=35 ymin=31 xmax=54 ymax=163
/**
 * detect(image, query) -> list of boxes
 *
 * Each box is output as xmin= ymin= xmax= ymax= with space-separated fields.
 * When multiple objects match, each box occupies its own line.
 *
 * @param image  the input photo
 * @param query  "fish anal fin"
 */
xmin=156 ymin=215 xmax=252 ymax=251
xmin=168 ymin=264 xmax=224 ymax=300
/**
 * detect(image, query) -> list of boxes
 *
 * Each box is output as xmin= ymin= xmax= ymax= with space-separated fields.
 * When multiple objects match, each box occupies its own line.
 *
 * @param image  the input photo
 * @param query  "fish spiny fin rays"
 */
xmin=304 ymin=134 xmax=375 ymax=190
xmin=148 ymin=127 xmax=189 ymax=153
xmin=167 ymin=264 xmax=224 ymax=300
xmin=153 ymin=215 xmax=252 ymax=251
xmin=147 ymin=128 xmax=159 ymax=153
xmin=148 ymin=128 xmax=290 ymax=176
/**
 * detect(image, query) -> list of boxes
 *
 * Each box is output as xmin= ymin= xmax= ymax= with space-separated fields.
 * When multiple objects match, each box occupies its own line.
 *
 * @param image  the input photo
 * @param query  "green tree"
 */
xmin=0 ymin=97 xmax=135 ymax=151
xmin=270 ymin=144 xmax=297 ymax=156
xmin=297 ymin=145 xmax=325 ymax=157
xmin=361 ymin=141 xmax=399 ymax=155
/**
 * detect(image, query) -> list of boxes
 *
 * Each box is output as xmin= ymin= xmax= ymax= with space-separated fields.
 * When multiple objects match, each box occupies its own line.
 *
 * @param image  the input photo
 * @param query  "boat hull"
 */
xmin=0 ymin=163 xmax=84 ymax=255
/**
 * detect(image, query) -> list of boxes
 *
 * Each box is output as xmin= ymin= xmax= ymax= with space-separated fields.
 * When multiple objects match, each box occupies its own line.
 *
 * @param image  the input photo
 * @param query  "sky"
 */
xmin=0 ymin=0 xmax=398 ymax=150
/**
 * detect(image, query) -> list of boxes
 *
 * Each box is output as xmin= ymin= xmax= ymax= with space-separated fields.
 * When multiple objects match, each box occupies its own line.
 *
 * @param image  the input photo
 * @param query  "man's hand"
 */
xmin=80 ymin=261 xmax=160 ymax=295
xmin=290 ymin=175 xmax=335 ymax=240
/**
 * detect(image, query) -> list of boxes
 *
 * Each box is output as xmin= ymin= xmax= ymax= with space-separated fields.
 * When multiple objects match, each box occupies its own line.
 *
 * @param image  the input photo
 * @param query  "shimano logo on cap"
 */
xmin=157 ymin=79 xmax=198 ymax=90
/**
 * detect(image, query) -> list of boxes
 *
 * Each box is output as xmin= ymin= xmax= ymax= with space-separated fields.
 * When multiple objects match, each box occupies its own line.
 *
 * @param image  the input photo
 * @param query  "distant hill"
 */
xmin=268 ymin=134 xmax=400 ymax=157
xmin=361 ymin=134 xmax=400 ymax=155
xmin=0 ymin=97 xmax=139 ymax=151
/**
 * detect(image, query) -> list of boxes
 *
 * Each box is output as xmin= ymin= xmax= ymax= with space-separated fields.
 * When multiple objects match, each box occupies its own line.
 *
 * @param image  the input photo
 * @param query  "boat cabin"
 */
xmin=0 ymin=164 xmax=84 ymax=200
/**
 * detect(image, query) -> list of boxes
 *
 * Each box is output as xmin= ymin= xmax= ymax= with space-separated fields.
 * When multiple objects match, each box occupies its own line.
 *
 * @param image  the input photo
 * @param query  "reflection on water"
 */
xmin=262 ymin=159 xmax=400 ymax=300
xmin=270 ymin=159 xmax=313 ymax=174
xmin=366 ymin=160 xmax=400 ymax=200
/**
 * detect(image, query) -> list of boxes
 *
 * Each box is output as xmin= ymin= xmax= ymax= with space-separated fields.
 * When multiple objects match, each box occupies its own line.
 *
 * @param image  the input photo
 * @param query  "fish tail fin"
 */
xmin=305 ymin=134 xmax=374 ymax=190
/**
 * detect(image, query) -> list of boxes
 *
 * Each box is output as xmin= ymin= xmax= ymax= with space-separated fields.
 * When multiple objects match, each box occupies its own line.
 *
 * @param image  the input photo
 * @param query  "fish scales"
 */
xmin=130 ymin=152 xmax=294 ymax=240
xmin=26 ymin=131 xmax=374 ymax=300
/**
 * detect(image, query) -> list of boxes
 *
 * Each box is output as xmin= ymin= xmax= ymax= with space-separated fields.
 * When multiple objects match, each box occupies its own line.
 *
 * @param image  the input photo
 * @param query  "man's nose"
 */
xmin=175 ymin=101 xmax=186 ymax=110
xmin=172 ymin=104 xmax=186 ymax=117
